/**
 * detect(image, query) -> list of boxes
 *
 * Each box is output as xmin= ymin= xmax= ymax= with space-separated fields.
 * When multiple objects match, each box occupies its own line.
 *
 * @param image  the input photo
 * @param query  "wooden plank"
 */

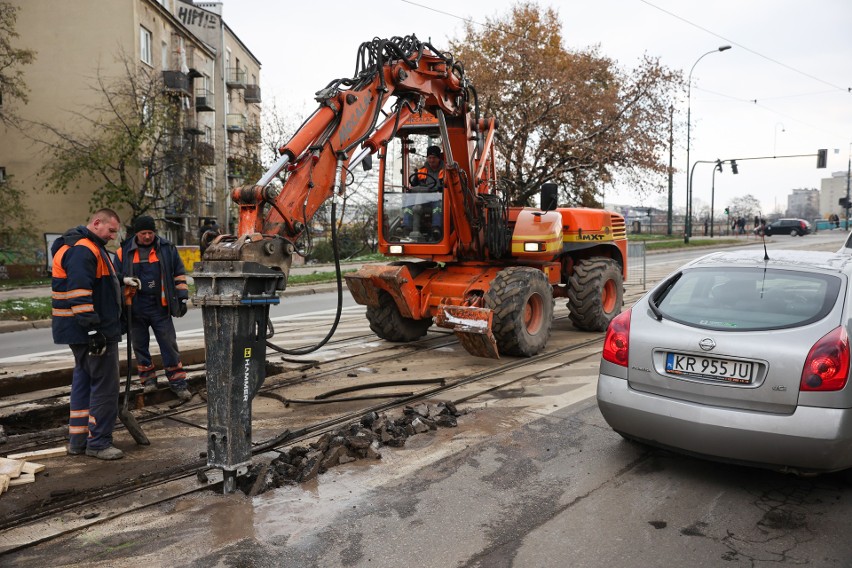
xmin=5 ymin=447 xmax=67 ymax=461
xmin=21 ymin=462 xmax=45 ymax=475
xmin=0 ymin=474 xmax=9 ymax=494
xmin=8 ymin=472 xmax=35 ymax=487
xmin=0 ymin=458 xmax=24 ymax=478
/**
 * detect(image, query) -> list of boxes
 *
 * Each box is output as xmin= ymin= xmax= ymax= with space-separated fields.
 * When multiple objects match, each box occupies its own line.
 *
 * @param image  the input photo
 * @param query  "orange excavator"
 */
xmin=194 ymin=36 xmax=627 ymax=491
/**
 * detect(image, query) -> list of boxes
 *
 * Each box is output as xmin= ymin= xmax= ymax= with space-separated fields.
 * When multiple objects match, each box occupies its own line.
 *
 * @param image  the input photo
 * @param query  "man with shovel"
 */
xmin=51 ymin=209 xmax=142 ymax=460
xmin=117 ymin=215 xmax=191 ymax=401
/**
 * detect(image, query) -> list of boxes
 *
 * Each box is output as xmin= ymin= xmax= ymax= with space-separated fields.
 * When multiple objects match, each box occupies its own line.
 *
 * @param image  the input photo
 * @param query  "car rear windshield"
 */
xmin=654 ymin=267 xmax=842 ymax=331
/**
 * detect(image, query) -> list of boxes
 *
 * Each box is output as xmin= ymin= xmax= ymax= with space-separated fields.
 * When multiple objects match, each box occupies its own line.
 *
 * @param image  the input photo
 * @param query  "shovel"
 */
xmin=119 ymin=291 xmax=150 ymax=445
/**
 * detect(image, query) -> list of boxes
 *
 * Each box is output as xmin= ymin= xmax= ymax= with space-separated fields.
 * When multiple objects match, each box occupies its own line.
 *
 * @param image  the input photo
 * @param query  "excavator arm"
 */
xmin=193 ymin=36 xmax=474 ymax=492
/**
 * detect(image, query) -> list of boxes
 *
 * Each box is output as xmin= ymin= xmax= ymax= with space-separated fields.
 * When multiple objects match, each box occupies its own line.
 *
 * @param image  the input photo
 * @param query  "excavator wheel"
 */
xmin=484 ymin=267 xmax=554 ymax=357
xmin=366 ymin=291 xmax=433 ymax=342
xmin=567 ymin=257 xmax=623 ymax=331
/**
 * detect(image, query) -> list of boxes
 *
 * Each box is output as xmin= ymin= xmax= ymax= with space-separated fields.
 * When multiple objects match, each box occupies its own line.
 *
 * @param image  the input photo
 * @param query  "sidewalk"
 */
xmin=0 ymin=261 xmax=374 ymax=334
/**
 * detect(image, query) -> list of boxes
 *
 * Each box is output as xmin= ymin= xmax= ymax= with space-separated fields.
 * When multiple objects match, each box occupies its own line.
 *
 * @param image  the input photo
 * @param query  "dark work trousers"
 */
xmin=131 ymin=294 xmax=186 ymax=388
xmin=69 ymin=342 xmax=120 ymax=451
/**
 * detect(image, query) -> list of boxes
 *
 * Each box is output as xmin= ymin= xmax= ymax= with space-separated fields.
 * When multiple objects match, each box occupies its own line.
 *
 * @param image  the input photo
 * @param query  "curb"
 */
xmin=0 ymin=282 xmax=343 ymax=335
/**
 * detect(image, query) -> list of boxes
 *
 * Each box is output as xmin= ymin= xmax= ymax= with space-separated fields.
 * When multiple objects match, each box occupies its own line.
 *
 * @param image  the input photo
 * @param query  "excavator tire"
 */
xmin=568 ymin=257 xmax=623 ymax=331
xmin=366 ymin=291 xmax=432 ymax=342
xmin=484 ymin=267 xmax=553 ymax=357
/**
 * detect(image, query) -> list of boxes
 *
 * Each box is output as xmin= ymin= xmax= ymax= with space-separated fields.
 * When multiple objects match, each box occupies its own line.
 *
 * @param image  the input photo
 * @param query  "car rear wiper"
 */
xmin=649 ymin=272 xmax=683 ymax=321
xmin=648 ymin=296 xmax=664 ymax=321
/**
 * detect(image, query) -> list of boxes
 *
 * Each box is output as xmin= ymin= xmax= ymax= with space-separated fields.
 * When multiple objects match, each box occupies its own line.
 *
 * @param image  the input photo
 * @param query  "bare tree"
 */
xmin=449 ymin=1 xmax=681 ymax=207
xmin=727 ymin=194 xmax=763 ymax=220
xmin=0 ymin=1 xmax=35 ymax=126
xmin=36 ymin=53 xmax=206 ymax=232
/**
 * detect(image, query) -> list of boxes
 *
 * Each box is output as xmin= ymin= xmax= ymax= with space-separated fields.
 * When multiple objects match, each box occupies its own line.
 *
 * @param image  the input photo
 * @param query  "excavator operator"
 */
xmin=404 ymin=145 xmax=444 ymax=240
xmin=414 ymin=145 xmax=445 ymax=189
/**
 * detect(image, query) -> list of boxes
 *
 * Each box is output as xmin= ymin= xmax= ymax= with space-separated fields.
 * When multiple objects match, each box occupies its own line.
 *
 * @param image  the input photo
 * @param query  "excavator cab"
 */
xmin=377 ymin=121 xmax=452 ymax=256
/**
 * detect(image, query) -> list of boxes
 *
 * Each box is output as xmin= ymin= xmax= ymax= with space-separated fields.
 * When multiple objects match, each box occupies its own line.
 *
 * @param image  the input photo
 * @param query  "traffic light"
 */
xmin=817 ymin=149 xmax=827 ymax=168
xmin=715 ymin=159 xmax=723 ymax=172
xmin=724 ymin=207 xmax=730 ymax=216
xmin=730 ymin=160 xmax=739 ymax=174
xmin=839 ymin=197 xmax=850 ymax=209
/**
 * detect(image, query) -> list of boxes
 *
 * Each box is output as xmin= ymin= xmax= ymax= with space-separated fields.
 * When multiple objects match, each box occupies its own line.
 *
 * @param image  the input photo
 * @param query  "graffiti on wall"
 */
xmin=177 ymin=6 xmax=219 ymax=29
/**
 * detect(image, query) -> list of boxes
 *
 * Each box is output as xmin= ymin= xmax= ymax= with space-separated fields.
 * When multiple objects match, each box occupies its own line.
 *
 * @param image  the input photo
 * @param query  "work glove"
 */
xmin=122 ymin=277 xmax=141 ymax=304
xmin=87 ymin=330 xmax=107 ymax=356
xmin=178 ymin=300 xmax=188 ymax=317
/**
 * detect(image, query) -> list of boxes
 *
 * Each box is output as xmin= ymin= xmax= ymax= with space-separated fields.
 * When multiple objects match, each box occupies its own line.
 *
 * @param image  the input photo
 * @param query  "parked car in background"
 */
xmin=597 ymin=249 xmax=852 ymax=475
xmin=756 ymin=218 xmax=812 ymax=236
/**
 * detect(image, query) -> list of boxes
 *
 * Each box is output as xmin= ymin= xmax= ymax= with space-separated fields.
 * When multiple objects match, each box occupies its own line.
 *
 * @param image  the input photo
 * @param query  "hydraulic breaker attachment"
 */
xmin=194 ymin=245 xmax=289 ymax=493
xmin=435 ymin=304 xmax=499 ymax=359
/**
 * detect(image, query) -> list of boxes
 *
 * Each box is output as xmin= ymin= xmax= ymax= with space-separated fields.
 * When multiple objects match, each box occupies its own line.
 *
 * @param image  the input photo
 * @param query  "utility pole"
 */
xmin=846 ymin=146 xmax=851 ymax=229
xmin=667 ymin=105 xmax=673 ymax=236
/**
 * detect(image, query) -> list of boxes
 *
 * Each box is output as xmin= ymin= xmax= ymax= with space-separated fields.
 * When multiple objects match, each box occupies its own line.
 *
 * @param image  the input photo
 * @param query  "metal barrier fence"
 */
xmin=626 ymin=240 xmax=646 ymax=290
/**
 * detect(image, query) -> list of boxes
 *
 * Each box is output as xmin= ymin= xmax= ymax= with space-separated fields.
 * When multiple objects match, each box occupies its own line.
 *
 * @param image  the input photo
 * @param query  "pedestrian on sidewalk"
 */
xmin=51 ymin=208 xmax=139 ymax=460
xmin=117 ymin=215 xmax=191 ymax=401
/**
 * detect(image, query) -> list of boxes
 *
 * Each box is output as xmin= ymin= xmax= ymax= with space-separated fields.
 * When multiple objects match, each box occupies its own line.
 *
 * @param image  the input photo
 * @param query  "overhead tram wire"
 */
xmin=640 ymin=0 xmax=850 ymax=93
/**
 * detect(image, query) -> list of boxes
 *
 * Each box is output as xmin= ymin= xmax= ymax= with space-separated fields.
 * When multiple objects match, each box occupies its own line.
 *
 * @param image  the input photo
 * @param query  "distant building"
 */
xmin=786 ymin=188 xmax=819 ymax=220
xmin=820 ymin=171 xmax=851 ymax=219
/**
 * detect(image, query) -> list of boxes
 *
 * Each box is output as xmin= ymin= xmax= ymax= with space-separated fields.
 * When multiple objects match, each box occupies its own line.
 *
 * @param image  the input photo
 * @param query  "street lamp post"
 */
xmin=684 ymin=45 xmax=732 ymax=244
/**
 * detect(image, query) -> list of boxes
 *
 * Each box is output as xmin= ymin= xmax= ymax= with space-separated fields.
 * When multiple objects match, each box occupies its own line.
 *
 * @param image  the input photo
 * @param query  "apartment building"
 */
xmin=820 ymin=170 xmax=852 ymax=219
xmin=174 ymin=0 xmax=262 ymax=235
xmin=785 ymin=188 xmax=819 ymax=220
xmin=0 ymin=0 xmax=260 ymax=253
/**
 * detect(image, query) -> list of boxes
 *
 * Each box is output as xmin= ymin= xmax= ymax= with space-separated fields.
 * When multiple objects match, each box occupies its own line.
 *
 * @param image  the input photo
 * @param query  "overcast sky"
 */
xmin=223 ymin=0 xmax=852 ymax=217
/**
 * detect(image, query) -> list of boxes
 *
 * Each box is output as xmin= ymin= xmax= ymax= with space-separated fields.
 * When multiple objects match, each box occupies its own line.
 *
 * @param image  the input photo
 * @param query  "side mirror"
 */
xmin=541 ymin=183 xmax=558 ymax=212
xmin=361 ymin=154 xmax=373 ymax=172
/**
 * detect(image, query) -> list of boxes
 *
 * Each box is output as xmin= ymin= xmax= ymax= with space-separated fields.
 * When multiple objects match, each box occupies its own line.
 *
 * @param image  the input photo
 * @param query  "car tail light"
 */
xmin=801 ymin=326 xmax=849 ymax=391
xmin=603 ymin=308 xmax=632 ymax=367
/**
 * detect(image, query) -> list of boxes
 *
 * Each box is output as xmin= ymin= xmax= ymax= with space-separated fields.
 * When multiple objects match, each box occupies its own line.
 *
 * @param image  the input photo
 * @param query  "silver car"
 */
xmin=597 ymin=249 xmax=852 ymax=474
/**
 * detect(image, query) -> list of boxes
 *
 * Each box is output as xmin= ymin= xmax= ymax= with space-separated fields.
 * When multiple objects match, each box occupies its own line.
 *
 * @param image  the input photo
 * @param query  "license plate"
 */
xmin=665 ymin=352 xmax=755 ymax=384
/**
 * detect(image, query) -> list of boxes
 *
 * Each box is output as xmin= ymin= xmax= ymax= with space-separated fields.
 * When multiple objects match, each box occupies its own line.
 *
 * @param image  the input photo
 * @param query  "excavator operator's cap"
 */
xmin=133 ymin=215 xmax=156 ymax=233
xmin=426 ymin=145 xmax=441 ymax=158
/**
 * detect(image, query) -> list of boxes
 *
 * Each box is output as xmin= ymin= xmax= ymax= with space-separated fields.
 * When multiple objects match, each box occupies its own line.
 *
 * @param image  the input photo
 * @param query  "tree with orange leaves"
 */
xmin=449 ymin=2 xmax=681 ymax=207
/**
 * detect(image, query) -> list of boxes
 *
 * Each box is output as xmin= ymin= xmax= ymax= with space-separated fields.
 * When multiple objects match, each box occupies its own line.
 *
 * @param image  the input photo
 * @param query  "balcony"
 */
xmin=195 ymin=88 xmax=215 ymax=112
xmin=162 ymin=71 xmax=190 ymax=97
xmin=196 ymin=141 xmax=215 ymax=166
xmin=245 ymin=84 xmax=261 ymax=103
xmin=226 ymin=113 xmax=247 ymax=133
xmin=183 ymin=116 xmax=204 ymax=136
xmin=227 ymin=158 xmax=245 ymax=180
xmin=226 ymin=67 xmax=246 ymax=89
xmin=185 ymin=46 xmax=203 ymax=78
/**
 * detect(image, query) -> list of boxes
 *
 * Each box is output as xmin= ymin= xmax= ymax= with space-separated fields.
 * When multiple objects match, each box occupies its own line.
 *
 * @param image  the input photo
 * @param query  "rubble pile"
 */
xmin=238 ymin=402 xmax=463 ymax=495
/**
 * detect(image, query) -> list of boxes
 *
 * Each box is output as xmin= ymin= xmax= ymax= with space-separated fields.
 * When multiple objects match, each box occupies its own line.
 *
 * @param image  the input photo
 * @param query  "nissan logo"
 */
xmin=699 ymin=338 xmax=716 ymax=351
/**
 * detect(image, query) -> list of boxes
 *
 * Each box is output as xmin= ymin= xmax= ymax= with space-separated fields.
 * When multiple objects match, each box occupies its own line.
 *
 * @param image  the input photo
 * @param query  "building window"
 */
xmin=140 ymin=26 xmax=152 ymax=66
xmin=0 ymin=167 xmax=6 ymax=183
xmin=205 ymin=177 xmax=214 ymax=205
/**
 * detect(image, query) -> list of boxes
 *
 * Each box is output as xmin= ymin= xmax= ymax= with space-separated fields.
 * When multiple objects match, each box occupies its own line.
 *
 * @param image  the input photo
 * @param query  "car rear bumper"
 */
xmin=597 ymin=373 xmax=852 ymax=473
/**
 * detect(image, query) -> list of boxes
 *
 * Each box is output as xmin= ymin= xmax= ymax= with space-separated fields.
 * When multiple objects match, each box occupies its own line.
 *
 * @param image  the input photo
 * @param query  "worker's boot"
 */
xmin=172 ymin=385 xmax=192 ymax=401
xmin=86 ymin=445 xmax=124 ymax=460
xmin=143 ymin=380 xmax=157 ymax=394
